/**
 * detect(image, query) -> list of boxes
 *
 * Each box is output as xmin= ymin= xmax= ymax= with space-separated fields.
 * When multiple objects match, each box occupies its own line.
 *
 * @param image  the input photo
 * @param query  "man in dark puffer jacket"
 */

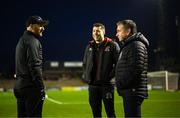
xmin=115 ymin=20 xmax=149 ymax=118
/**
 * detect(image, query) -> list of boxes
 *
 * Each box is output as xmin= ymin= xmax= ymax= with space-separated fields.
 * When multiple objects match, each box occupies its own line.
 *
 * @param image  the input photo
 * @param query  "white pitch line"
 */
xmin=46 ymin=97 xmax=121 ymax=105
xmin=46 ymin=98 xmax=87 ymax=105
xmin=46 ymin=97 xmax=63 ymax=105
xmin=46 ymin=95 xmax=180 ymax=105
xmin=46 ymin=95 xmax=63 ymax=105
xmin=46 ymin=95 xmax=87 ymax=105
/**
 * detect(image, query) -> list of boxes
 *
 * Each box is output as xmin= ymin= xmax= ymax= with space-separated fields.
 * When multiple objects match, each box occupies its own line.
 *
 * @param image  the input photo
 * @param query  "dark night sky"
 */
xmin=0 ymin=0 xmax=178 ymax=76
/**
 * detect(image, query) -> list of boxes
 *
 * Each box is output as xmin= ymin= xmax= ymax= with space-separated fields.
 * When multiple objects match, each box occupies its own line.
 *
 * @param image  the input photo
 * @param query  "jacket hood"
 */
xmin=136 ymin=32 xmax=149 ymax=48
xmin=121 ymin=32 xmax=149 ymax=48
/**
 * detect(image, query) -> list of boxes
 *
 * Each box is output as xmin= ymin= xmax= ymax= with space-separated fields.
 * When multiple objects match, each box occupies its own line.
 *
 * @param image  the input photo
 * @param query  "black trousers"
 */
xmin=88 ymin=85 xmax=116 ymax=118
xmin=14 ymin=87 xmax=44 ymax=117
xmin=122 ymin=95 xmax=144 ymax=118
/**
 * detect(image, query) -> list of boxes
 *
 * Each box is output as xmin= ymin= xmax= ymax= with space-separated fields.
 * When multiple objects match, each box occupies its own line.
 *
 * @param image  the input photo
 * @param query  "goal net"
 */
xmin=147 ymin=71 xmax=179 ymax=91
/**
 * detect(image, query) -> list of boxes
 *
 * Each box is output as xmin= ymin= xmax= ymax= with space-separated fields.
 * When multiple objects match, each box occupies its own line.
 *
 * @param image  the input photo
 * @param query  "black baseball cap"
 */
xmin=26 ymin=16 xmax=49 ymax=27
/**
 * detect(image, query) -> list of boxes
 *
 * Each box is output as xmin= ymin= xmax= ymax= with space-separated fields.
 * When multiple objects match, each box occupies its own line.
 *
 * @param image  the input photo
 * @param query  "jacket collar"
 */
xmin=119 ymin=32 xmax=149 ymax=48
xmin=89 ymin=37 xmax=112 ymax=46
xmin=24 ymin=30 xmax=40 ymax=39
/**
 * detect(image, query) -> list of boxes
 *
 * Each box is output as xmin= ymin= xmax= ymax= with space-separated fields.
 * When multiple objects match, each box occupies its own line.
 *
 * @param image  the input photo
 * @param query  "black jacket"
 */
xmin=115 ymin=32 xmax=149 ymax=98
xmin=83 ymin=37 xmax=120 ymax=86
xmin=14 ymin=31 xmax=44 ymax=90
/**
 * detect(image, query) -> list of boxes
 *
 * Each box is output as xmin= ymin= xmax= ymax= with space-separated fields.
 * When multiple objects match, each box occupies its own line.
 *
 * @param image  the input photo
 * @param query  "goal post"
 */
xmin=147 ymin=71 xmax=179 ymax=91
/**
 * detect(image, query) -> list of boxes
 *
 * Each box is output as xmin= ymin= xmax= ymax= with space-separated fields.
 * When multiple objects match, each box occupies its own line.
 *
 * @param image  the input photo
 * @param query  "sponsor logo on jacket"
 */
xmin=104 ymin=46 xmax=110 ymax=52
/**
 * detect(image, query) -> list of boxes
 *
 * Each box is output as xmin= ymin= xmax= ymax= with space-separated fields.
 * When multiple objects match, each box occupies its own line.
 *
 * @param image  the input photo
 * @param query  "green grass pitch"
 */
xmin=0 ymin=90 xmax=180 ymax=117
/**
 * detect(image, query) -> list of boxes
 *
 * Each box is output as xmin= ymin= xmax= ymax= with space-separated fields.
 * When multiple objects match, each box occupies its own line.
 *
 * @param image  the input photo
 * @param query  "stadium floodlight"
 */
xmin=50 ymin=61 xmax=59 ymax=68
xmin=64 ymin=61 xmax=83 ymax=68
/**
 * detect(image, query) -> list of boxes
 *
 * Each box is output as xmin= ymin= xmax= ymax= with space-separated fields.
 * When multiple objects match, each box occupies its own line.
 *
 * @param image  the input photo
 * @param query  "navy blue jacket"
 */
xmin=14 ymin=31 xmax=44 ymax=90
xmin=83 ymin=37 xmax=120 ymax=86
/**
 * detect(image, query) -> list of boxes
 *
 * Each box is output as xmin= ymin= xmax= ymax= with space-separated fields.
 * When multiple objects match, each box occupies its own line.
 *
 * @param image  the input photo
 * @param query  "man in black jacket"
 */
xmin=83 ymin=23 xmax=120 ymax=118
xmin=14 ymin=16 xmax=49 ymax=117
xmin=115 ymin=20 xmax=149 ymax=118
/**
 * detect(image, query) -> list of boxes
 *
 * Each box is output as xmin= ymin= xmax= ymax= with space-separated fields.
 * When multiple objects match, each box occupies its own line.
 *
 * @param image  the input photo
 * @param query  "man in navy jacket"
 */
xmin=14 ymin=16 xmax=49 ymax=117
xmin=83 ymin=23 xmax=120 ymax=118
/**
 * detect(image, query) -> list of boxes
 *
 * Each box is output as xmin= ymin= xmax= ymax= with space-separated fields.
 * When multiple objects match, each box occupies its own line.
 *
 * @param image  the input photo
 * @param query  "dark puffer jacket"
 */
xmin=115 ymin=32 xmax=149 ymax=98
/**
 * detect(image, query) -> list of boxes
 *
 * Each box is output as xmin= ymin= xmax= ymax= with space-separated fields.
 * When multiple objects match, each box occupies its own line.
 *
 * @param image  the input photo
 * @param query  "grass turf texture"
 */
xmin=0 ymin=90 xmax=180 ymax=117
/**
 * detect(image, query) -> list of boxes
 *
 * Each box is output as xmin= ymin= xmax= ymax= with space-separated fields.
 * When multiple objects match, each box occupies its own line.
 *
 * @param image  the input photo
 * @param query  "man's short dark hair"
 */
xmin=116 ymin=20 xmax=137 ymax=34
xmin=93 ymin=23 xmax=105 ymax=30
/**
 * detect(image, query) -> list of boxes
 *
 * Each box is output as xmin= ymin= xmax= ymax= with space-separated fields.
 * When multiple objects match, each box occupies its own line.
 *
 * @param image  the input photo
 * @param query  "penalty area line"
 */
xmin=46 ymin=95 xmax=63 ymax=105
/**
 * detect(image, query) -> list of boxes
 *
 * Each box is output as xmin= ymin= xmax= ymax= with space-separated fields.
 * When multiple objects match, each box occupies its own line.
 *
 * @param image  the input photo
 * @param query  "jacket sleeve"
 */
xmin=27 ymin=39 xmax=44 ymax=90
xmin=82 ymin=45 xmax=90 ymax=83
xmin=109 ymin=42 xmax=120 ymax=78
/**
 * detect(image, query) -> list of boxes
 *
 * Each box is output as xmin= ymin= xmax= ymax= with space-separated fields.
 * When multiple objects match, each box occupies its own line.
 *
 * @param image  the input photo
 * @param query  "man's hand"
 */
xmin=40 ymin=89 xmax=45 ymax=100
